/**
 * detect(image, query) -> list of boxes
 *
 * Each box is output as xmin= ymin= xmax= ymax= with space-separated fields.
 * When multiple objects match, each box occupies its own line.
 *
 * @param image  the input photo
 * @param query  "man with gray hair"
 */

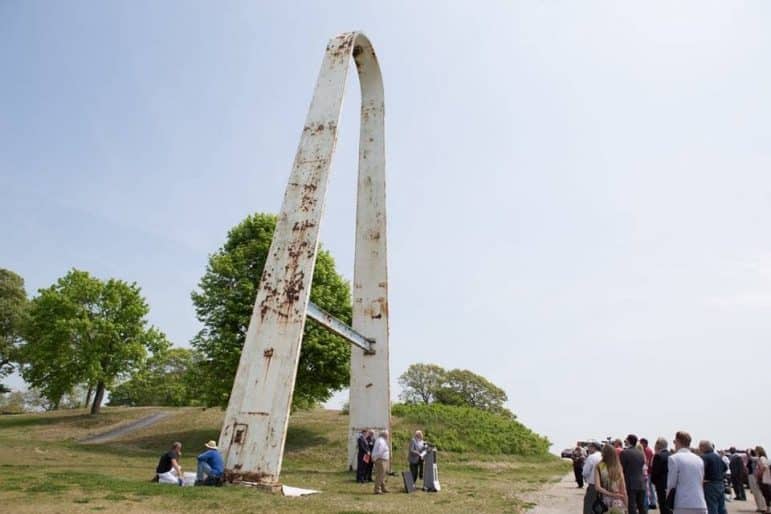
xmin=582 ymin=440 xmax=603 ymax=514
xmin=699 ymin=440 xmax=727 ymax=514
xmin=371 ymin=430 xmax=390 ymax=494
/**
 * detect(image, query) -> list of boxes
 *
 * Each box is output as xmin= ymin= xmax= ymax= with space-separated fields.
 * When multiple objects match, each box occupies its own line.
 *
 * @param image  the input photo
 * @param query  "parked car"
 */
xmin=561 ymin=440 xmax=596 ymax=459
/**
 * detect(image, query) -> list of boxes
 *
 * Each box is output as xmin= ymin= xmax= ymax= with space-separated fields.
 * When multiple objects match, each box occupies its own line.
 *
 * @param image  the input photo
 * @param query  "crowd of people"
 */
xmin=355 ymin=428 xmax=428 ymax=494
xmin=152 ymin=428 xmax=425 ymax=495
xmin=572 ymin=431 xmax=771 ymax=514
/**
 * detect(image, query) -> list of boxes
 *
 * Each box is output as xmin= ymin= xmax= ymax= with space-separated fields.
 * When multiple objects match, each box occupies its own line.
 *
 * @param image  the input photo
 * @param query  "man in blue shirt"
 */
xmin=700 ymin=440 xmax=727 ymax=514
xmin=196 ymin=440 xmax=224 ymax=485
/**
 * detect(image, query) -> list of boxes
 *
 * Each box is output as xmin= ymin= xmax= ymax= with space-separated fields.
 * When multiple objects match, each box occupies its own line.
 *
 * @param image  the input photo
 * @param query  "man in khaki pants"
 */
xmin=371 ymin=431 xmax=390 ymax=494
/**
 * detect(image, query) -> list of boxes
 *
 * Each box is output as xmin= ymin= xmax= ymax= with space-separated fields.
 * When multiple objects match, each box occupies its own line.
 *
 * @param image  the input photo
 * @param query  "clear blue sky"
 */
xmin=2 ymin=1 xmax=771 ymax=453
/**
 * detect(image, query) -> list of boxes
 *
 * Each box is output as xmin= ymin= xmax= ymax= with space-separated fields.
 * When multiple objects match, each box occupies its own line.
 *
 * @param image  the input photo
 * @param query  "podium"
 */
xmin=423 ymin=446 xmax=441 ymax=492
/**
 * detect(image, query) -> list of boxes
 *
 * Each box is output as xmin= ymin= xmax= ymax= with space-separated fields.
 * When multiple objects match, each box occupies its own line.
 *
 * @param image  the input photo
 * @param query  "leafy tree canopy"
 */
xmin=21 ymin=269 xmax=169 ymax=413
xmin=109 ymin=348 xmax=202 ymax=407
xmin=398 ymin=363 xmax=446 ymax=404
xmin=0 ymin=268 xmax=28 ymax=383
xmin=191 ymin=213 xmax=352 ymax=409
xmin=398 ymin=363 xmax=513 ymax=417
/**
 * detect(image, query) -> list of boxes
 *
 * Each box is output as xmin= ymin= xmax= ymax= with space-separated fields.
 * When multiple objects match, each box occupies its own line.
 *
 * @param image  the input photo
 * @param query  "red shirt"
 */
xmin=643 ymin=446 xmax=654 ymax=467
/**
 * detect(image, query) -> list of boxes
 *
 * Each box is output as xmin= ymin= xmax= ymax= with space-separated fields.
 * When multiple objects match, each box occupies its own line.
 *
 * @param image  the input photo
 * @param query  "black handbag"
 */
xmin=665 ymin=487 xmax=676 ymax=510
xmin=591 ymin=494 xmax=608 ymax=514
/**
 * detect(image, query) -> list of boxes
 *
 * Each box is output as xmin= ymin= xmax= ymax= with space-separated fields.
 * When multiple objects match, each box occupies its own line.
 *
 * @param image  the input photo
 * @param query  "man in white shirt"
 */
xmin=371 ymin=430 xmax=390 ymax=494
xmin=667 ymin=431 xmax=707 ymax=514
xmin=582 ymin=441 xmax=603 ymax=514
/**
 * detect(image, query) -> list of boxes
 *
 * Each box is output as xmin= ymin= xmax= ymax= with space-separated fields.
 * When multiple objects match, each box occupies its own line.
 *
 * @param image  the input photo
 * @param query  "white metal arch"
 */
xmin=218 ymin=31 xmax=390 ymax=485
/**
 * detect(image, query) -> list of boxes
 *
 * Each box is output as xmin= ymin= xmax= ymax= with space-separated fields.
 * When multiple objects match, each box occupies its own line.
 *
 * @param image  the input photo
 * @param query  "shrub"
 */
xmin=392 ymin=403 xmax=550 ymax=456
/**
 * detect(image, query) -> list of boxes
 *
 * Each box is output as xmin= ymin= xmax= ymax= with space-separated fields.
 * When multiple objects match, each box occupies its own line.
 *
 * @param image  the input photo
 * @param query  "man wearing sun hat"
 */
xmin=196 ymin=440 xmax=224 ymax=485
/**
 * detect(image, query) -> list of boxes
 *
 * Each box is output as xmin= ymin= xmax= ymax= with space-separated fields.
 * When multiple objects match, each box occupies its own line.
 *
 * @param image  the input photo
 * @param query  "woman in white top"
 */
xmin=757 ymin=446 xmax=771 ymax=513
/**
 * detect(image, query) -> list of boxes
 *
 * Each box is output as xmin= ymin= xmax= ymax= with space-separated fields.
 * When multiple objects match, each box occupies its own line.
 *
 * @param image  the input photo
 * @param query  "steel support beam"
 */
xmin=306 ymin=301 xmax=375 ymax=354
xmin=218 ymin=32 xmax=389 ymax=485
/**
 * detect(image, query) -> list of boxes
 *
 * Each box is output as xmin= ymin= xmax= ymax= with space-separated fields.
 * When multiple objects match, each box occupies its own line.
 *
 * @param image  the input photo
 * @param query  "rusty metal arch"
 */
xmin=218 ymin=31 xmax=389 ymax=485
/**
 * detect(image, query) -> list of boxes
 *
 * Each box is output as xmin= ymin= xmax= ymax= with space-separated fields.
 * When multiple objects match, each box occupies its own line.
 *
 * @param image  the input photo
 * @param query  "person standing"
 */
xmin=641 ymin=438 xmax=658 ymax=509
xmin=747 ymin=449 xmax=767 ymax=513
xmin=582 ymin=441 xmax=604 ymax=514
xmin=371 ymin=430 xmax=390 ymax=494
xmin=727 ymin=447 xmax=746 ymax=501
xmin=614 ymin=438 xmax=624 ymax=457
xmin=573 ymin=442 xmax=588 ymax=488
xmin=651 ymin=437 xmax=672 ymax=514
xmin=620 ymin=434 xmax=647 ymax=514
xmin=595 ymin=444 xmax=629 ymax=514
xmin=667 ymin=431 xmax=707 ymax=514
xmin=365 ymin=429 xmax=375 ymax=482
xmin=356 ymin=429 xmax=371 ymax=483
xmin=699 ymin=440 xmax=727 ymax=514
xmin=408 ymin=430 xmax=426 ymax=484
xmin=757 ymin=446 xmax=771 ymax=513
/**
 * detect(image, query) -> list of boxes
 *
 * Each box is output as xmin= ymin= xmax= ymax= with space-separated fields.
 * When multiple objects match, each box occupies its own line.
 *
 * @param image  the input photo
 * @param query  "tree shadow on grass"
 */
xmin=74 ymin=425 xmax=328 ymax=459
xmin=0 ymin=412 xmax=96 ymax=429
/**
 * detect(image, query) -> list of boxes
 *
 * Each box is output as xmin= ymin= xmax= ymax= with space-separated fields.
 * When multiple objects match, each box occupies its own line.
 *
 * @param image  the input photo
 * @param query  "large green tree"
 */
xmin=191 ymin=213 xmax=352 ymax=409
xmin=109 ymin=348 xmax=201 ymax=407
xmin=398 ymin=363 xmax=513 ymax=417
xmin=398 ymin=363 xmax=447 ymax=404
xmin=434 ymin=368 xmax=510 ymax=416
xmin=21 ymin=269 xmax=168 ymax=413
xmin=0 ymin=269 xmax=28 ymax=387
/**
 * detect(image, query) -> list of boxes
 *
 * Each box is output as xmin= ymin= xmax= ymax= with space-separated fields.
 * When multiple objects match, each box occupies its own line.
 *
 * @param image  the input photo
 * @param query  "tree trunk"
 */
xmin=90 ymin=381 xmax=105 ymax=415
xmin=84 ymin=384 xmax=94 ymax=408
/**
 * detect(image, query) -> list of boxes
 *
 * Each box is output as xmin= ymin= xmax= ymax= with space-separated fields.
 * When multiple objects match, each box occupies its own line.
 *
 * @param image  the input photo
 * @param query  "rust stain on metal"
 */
xmin=218 ymin=31 xmax=389 ymax=485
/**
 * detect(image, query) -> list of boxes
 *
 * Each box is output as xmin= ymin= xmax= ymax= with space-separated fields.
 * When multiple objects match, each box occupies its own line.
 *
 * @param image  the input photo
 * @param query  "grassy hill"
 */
xmin=0 ymin=406 xmax=567 ymax=513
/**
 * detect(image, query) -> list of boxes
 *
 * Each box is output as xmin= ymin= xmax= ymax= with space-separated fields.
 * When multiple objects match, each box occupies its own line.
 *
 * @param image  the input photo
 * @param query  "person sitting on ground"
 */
xmin=594 ymin=443 xmax=628 ymax=514
xmin=408 ymin=430 xmax=427 ymax=484
xmin=196 ymin=440 xmax=224 ymax=485
xmin=156 ymin=441 xmax=183 ymax=485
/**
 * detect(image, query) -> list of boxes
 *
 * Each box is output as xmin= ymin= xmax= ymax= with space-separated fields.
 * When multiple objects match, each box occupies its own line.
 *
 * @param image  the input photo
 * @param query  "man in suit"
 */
xmin=728 ymin=447 xmax=746 ymax=501
xmin=700 ymin=440 xmax=727 ymax=514
xmin=651 ymin=437 xmax=672 ymax=514
xmin=572 ymin=442 xmax=587 ymax=488
xmin=356 ymin=428 xmax=371 ymax=483
xmin=621 ymin=434 xmax=648 ymax=514
xmin=667 ymin=431 xmax=707 ymax=514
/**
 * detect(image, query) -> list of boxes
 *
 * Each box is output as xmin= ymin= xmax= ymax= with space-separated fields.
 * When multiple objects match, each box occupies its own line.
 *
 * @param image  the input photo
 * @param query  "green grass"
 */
xmin=391 ymin=403 xmax=551 ymax=456
xmin=0 ymin=406 xmax=567 ymax=513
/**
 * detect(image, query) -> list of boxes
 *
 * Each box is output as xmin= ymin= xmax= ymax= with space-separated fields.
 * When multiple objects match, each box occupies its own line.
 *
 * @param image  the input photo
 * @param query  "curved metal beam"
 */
xmin=218 ymin=32 xmax=389 ymax=485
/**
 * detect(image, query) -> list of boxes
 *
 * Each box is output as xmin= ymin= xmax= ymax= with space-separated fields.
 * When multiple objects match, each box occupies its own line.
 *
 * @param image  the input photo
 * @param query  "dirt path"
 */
xmin=525 ymin=472 xmax=760 ymax=513
xmin=81 ymin=411 xmax=170 ymax=444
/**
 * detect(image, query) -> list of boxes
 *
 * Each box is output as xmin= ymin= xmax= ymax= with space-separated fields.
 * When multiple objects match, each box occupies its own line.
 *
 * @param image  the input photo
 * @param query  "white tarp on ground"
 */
xmin=282 ymin=485 xmax=320 ymax=496
xmin=157 ymin=471 xmax=196 ymax=486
